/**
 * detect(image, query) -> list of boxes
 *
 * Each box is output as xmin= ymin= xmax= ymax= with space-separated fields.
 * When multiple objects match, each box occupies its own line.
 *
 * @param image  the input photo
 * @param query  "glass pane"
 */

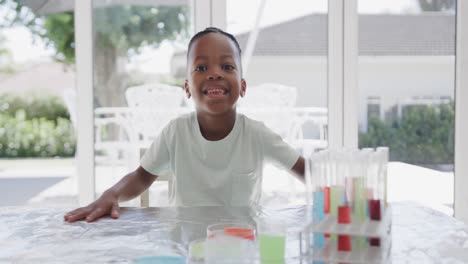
xmin=92 ymin=0 xmax=193 ymax=206
xmin=357 ymin=1 xmax=456 ymax=215
xmin=226 ymin=0 xmax=328 ymax=205
xmin=0 ymin=5 xmax=77 ymax=206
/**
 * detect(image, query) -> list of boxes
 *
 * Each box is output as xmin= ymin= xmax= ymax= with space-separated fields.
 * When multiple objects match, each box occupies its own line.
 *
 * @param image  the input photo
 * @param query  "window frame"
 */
xmin=455 ymin=0 xmax=468 ymax=224
xmin=75 ymin=0 xmax=94 ymax=205
xmin=75 ymin=0 xmax=468 ymax=223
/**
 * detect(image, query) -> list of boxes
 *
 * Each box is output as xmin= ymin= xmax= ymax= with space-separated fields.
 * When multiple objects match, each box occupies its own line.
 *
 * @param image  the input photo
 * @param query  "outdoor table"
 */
xmin=1 ymin=203 xmax=467 ymax=263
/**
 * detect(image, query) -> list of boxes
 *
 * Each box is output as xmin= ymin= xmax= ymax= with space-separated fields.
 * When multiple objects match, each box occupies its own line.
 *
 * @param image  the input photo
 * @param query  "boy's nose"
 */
xmin=207 ymin=71 xmax=223 ymax=80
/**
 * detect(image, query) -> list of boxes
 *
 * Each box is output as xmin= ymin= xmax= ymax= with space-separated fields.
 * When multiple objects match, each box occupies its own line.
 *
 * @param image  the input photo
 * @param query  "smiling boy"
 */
xmin=64 ymin=27 xmax=304 ymax=223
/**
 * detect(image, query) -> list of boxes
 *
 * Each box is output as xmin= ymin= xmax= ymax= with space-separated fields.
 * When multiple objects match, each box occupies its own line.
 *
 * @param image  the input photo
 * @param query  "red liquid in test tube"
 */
xmin=368 ymin=199 xmax=381 ymax=246
xmin=337 ymin=205 xmax=351 ymax=251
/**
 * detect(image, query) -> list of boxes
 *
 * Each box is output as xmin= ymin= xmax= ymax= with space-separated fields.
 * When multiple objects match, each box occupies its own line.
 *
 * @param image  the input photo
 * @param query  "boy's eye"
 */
xmin=222 ymin=65 xmax=235 ymax=71
xmin=194 ymin=65 xmax=207 ymax=72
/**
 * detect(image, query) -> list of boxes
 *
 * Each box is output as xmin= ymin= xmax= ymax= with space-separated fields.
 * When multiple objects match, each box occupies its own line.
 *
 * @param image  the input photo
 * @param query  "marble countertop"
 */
xmin=0 ymin=203 xmax=467 ymax=263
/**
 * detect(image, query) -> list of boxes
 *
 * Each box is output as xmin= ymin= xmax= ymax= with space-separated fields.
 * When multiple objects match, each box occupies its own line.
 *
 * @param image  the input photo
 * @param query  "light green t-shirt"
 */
xmin=140 ymin=112 xmax=299 ymax=207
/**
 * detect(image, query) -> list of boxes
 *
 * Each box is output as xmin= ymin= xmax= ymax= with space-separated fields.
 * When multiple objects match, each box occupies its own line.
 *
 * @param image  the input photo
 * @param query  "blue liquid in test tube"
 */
xmin=313 ymin=190 xmax=325 ymax=249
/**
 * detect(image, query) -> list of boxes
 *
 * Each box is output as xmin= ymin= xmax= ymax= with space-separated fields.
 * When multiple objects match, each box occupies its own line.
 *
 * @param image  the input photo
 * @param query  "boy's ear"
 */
xmin=240 ymin=78 xmax=247 ymax=97
xmin=184 ymin=80 xmax=191 ymax=98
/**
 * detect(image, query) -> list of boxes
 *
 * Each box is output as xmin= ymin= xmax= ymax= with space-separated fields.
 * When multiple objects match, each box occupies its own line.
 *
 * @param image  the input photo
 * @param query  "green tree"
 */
xmin=0 ymin=1 xmax=189 ymax=107
xmin=418 ymin=0 xmax=456 ymax=12
xmin=359 ymin=102 xmax=454 ymax=164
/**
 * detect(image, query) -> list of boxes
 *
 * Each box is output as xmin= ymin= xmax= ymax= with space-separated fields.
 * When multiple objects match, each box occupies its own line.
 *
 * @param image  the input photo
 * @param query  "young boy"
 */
xmin=64 ymin=27 xmax=305 ymax=223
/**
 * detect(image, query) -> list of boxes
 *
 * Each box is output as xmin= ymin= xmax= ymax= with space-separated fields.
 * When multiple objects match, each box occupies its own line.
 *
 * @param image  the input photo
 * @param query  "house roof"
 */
xmin=176 ymin=14 xmax=455 ymax=57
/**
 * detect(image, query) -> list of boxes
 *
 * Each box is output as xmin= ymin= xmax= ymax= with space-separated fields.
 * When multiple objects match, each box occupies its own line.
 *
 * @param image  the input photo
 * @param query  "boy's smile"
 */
xmin=204 ymin=84 xmax=228 ymax=98
xmin=185 ymin=33 xmax=246 ymax=116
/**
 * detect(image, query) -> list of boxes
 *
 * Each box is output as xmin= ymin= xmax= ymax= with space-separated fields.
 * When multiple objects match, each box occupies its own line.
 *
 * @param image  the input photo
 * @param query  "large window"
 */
xmin=226 ymin=0 xmax=328 ymax=204
xmin=92 ymin=0 xmax=194 ymax=205
xmin=357 ymin=1 xmax=456 ymax=214
xmin=0 ymin=3 xmax=77 ymax=207
xmin=74 ymin=0 xmax=467 ymax=221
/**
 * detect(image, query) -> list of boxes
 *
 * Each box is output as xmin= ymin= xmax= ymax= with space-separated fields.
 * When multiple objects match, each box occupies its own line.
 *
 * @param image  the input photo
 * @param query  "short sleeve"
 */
xmin=140 ymin=127 xmax=171 ymax=176
xmin=259 ymin=123 xmax=300 ymax=170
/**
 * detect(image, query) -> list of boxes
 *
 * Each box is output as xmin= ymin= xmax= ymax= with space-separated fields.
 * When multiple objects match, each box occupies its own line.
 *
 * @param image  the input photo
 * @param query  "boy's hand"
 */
xmin=64 ymin=190 xmax=120 ymax=223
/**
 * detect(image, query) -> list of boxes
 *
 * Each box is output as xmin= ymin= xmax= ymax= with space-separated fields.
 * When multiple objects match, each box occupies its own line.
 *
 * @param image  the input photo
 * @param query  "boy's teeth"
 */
xmin=207 ymin=89 xmax=224 ymax=94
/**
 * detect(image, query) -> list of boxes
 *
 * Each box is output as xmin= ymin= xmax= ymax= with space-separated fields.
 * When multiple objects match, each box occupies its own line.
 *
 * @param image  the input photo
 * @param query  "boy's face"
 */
xmin=185 ymin=33 xmax=246 ymax=116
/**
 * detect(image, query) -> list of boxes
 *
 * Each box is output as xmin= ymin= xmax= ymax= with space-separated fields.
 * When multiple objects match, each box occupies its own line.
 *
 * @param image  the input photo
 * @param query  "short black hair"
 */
xmin=187 ymin=27 xmax=243 ymax=74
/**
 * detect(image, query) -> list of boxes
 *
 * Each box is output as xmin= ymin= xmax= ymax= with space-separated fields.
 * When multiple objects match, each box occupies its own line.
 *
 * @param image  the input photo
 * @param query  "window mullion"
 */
xmin=328 ymin=0 xmax=345 ymax=148
xmin=75 ymin=0 xmax=95 ymax=206
xmin=455 ymin=0 xmax=468 ymax=224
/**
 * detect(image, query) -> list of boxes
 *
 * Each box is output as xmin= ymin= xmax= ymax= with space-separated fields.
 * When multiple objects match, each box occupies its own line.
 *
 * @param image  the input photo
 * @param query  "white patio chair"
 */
xmin=240 ymin=83 xmax=297 ymax=108
xmin=238 ymin=83 xmax=300 ymax=143
xmin=124 ymin=83 xmax=187 ymax=206
xmin=125 ymin=83 xmax=186 ymax=144
xmin=94 ymin=115 xmax=134 ymax=168
xmin=237 ymin=83 xmax=303 ymax=202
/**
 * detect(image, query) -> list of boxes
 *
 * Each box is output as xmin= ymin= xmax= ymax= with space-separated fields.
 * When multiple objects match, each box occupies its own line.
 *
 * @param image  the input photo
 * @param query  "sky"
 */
xmin=0 ymin=0 xmax=421 ymax=71
xmin=2 ymin=27 xmax=54 ymax=63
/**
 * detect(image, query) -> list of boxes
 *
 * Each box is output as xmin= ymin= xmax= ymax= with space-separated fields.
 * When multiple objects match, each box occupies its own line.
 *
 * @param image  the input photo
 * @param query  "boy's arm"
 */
xmin=111 ymin=166 xmax=158 ymax=202
xmin=291 ymin=156 xmax=305 ymax=183
xmin=64 ymin=166 xmax=157 ymax=222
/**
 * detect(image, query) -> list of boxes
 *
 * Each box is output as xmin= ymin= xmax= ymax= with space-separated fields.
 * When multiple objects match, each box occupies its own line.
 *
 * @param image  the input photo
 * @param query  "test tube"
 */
xmin=315 ymin=150 xmax=331 ymax=243
xmin=366 ymin=147 xmax=388 ymax=247
xmin=372 ymin=148 xmax=386 ymax=210
xmin=351 ymin=149 xmax=367 ymax=223
xmin=343 ymin=149 xmax=354 ymax=217
xmin=376 ymin=147 xmax=389 ymax=209
xmin=329 ymin=150 xmax=345 ymax=218
xmin=310 ymin=152 xmax=326 ymax=250
xmin=335 ymin=150 xmax=349 ymax=212
xmin=305 ymin=154 xmax=314 ymax=222
xmin=361 ymin=148 xmax=375 ymax=201
xmin=337 ymin=205 xmax=352 ymax=252
xmin=351 ymin=149 xmax=370 ymax=250
xmin=336 ymin=150 xmax=352 ymax=253
xmin=320 ymin=150 xmax=330 ymax=216
xmin=369 ymin=147 xmax=388 ymax=221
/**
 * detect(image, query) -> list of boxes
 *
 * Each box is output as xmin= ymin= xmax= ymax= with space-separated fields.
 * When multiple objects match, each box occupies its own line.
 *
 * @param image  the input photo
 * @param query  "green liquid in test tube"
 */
xmin=259 ymin=234 xmax=286 ymax=264
xmin=330 ymin=185 xmax=344 ymax=217
xmin=330 ymin=186 xmax=344 ymax=242
xmin=353 ymin=177 xmax=367 ymax=222
xmin=353 ymin=176 xmax=368 ymax=250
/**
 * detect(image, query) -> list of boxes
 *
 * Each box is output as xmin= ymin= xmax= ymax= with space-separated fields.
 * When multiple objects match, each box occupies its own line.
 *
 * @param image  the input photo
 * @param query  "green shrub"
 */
xmin=0 ymin=93 xmax=70 ymax=121
xmin=359 ymin=102 xmax=454 ymax=164
xmin=0 ymin=94 xmax=76 ymax=158
xmin=0 ymin=111 xmax=76 ymax=157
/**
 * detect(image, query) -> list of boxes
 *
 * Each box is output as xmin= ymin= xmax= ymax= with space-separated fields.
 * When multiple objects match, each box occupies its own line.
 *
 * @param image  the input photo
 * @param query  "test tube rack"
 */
xmin=304 ymin=205 xmax=392 ymax=263
xmin=303 ymin=147 xmax=392 ymax=263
